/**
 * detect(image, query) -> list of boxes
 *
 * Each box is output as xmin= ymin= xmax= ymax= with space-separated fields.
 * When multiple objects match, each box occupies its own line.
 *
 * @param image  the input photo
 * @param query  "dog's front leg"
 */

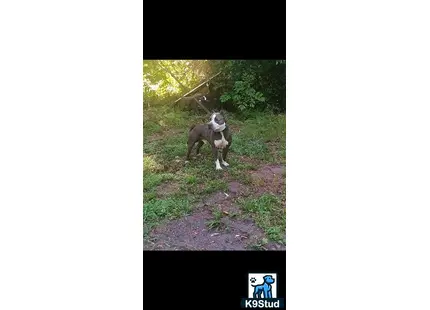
xmin=221 ymin=145 xmax=230 ymax=167
xmin=212 ymin=146 xmax=222 ymax=170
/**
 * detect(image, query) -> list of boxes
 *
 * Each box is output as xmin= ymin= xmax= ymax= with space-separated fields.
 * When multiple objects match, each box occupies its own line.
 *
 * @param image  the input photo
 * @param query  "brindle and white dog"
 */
xmin=186 ymin=112 xmax=232 ymax=170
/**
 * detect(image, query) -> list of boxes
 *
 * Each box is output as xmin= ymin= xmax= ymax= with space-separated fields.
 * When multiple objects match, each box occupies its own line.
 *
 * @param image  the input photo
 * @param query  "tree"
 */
xmin=207 ymin=60 xmax=286 ymax=113
xmin=143 ymin=60 xmax=211 ymax=106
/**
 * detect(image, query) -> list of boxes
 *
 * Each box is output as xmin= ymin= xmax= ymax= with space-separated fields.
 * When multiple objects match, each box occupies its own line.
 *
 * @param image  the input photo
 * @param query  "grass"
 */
xmin=237 ymin=194 xmax=286 ymax=243
xmin=143 ymin=172 xmax=177 ymax=190
xmin=143 ymin=105 xmax=286 ymax=240
xmin=206 ymin=209 xmax=226 ymax=230
xmin=228 ymin=112 xmax=286 ymax=162
xmin=143 ymin=197 xmax=192 ymax=234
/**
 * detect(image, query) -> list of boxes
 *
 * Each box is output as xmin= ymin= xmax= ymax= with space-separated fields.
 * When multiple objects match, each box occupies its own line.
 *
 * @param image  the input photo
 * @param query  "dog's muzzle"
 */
xmin=212 ymin=122 xmax=226 ymax=132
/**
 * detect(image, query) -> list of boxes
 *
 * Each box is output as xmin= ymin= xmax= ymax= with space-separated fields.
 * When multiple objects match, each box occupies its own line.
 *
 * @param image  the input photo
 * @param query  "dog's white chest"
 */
xmin=214 ymin=131 xmax=229 ymax=149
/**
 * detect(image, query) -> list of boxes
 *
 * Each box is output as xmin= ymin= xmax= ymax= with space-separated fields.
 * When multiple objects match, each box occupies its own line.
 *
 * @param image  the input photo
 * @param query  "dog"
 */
xmin=175 ymin=93 xmax=210 ymax=113
xmin=252 ymin=275 xmax=275 ymax=299
xmin=186 ymin=111 xmax=232 ymax=170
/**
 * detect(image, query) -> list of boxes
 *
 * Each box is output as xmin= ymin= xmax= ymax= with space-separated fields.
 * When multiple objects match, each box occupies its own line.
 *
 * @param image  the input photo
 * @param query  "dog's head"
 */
xmin=263 ymin=275 xmax=275 ymax=284
xmin=208 ymin=111 xmax=226 ymax=132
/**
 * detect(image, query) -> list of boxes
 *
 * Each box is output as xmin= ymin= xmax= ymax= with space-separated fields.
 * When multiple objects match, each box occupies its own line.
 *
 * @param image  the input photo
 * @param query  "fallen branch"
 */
xmin=174 ymin=71 xmax=222 ymax=104
xmin=194 ymin=98 xmax=211 ymax=115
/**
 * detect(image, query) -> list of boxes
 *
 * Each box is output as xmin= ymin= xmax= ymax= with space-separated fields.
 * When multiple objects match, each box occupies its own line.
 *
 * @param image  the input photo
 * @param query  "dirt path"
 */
xmin=143 ymin=164 xmax=286 ymax=251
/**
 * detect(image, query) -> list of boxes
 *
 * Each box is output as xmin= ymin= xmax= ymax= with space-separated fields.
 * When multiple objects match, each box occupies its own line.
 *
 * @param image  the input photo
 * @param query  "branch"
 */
xmin=174 ymin=71 xmax=222 ymax=104
xmin=194 ymin=98 xmax=211 ymax=115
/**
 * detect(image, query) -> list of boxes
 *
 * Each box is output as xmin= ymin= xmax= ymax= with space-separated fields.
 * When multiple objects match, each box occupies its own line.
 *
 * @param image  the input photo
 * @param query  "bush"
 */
xmin=209 ymin=60 xmax=286 ymax=113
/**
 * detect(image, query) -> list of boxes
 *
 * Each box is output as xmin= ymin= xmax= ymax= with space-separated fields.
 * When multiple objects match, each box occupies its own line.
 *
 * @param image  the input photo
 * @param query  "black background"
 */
xmin=143 ymin=1 xmax=286 ymax=60
xmin=143 ymin=251 xmax=286 ymax=308
xmin=143 ymin=2 xmax=286 ymax=308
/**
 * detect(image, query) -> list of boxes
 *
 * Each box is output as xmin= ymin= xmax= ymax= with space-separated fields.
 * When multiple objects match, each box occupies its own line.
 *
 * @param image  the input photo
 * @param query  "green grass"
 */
xmin=143 ymin=155 xmax=164 ymax=173
xmin=247 ymin=238 xmax=270 ymax=251
xmin=143 ymin=105 xmax=286 ymax=238
xmin=143 ymin=121 xmax=162 ymax=136
xmin=144 ymin=134 xmax=187 ymax=161
xmin=237 ymin=194 xmax=286 ymax=243
xmin=203 ymin=179 xmax=228 ymax=194
xmin=143 ymin=172 xmax=177 ymax=191
xmin=228 ymin=112 xmax=286 ymax=162
xmin=143 ymin=197 xmax=192 ymax=234
xmin=206 ymin=209 xmax=226 ymax=230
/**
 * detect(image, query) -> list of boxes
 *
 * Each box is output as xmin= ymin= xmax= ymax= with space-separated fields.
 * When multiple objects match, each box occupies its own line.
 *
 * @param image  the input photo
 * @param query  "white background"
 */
xmin=0 ymin=1 xmax=143 ymax=309
xmin=248 ymin=273 xmax=278 ymax=298
xmin=0 ymin=0 xmax=429 ymax=309
xmin=287 ymin=0 xmax=430 ymax=309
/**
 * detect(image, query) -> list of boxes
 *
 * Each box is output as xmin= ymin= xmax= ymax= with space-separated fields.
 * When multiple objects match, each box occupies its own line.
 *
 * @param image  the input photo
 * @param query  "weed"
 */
xmin=206 ymin=209 xmax=226 ymax=231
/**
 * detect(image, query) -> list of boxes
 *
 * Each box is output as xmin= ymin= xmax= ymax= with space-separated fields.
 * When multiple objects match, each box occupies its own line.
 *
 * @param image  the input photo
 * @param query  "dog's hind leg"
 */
xmin=212 ymin=146 xmax=222 ymax=170
xmin=195 ymin=140 xmax=204 ymax=156
xmin=186 ymin=140 xmax=196 ymax=161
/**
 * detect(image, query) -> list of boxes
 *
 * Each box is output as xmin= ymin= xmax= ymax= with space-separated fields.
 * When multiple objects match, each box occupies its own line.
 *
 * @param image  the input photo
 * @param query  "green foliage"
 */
xmin=220 ymin=72 xmax=266 ymax=111
xmin=143 ymin=59 xmax=285 ymax=114
xmin=210 ymin=60 xmax=286 ymax=113
xmin=143 ymin=60 xmax=210 ymax=107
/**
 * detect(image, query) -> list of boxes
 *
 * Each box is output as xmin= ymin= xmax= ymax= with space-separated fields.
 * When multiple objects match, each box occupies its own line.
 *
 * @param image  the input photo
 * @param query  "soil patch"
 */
xmin=250 ymin=164 xmax=286 ymax=196
xmin=143 ymin=205 xmax=284 ymax=251
xmin=143 ymin=164 xmax=287 ymax=251
xmin=156 ymin=181 xmax=181 ymax=198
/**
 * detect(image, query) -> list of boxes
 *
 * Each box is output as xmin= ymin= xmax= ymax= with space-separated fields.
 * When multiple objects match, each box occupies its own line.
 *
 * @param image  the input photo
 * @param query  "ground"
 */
xmin=143 ymin=106 xmax=286 ymax=251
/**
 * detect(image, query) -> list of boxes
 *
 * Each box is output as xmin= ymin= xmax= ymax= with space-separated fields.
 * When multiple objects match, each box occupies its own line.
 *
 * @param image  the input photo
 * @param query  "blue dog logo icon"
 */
xmin=242 ymin=273 xmax=283 ymax=308
xmin=250 ymin=274 xmax=275 ymax=299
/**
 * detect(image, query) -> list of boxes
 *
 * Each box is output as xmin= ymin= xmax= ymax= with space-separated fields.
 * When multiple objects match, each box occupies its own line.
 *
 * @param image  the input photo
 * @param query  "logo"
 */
xmin=241 ymin=273 xmax=285 ymax=309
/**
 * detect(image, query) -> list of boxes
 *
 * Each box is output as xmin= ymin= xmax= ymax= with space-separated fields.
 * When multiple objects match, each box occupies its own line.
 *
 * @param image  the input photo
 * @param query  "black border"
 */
xmin=143 ymin=251 xmax=286 ymax=308
xmin=143 ymin=2 xmax=286 ymax=60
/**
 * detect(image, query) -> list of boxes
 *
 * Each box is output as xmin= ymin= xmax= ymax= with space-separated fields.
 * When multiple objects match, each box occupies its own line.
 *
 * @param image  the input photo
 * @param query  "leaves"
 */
xmin=211 ymin=60 xmax=285 ymax=113
xmin=220 ymin=94 xmax=230 ymax=103
xmin=143 ymin=59 xmax=286 ymax=112
xmin=143 ymin=60 xmax=212 ymax=106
